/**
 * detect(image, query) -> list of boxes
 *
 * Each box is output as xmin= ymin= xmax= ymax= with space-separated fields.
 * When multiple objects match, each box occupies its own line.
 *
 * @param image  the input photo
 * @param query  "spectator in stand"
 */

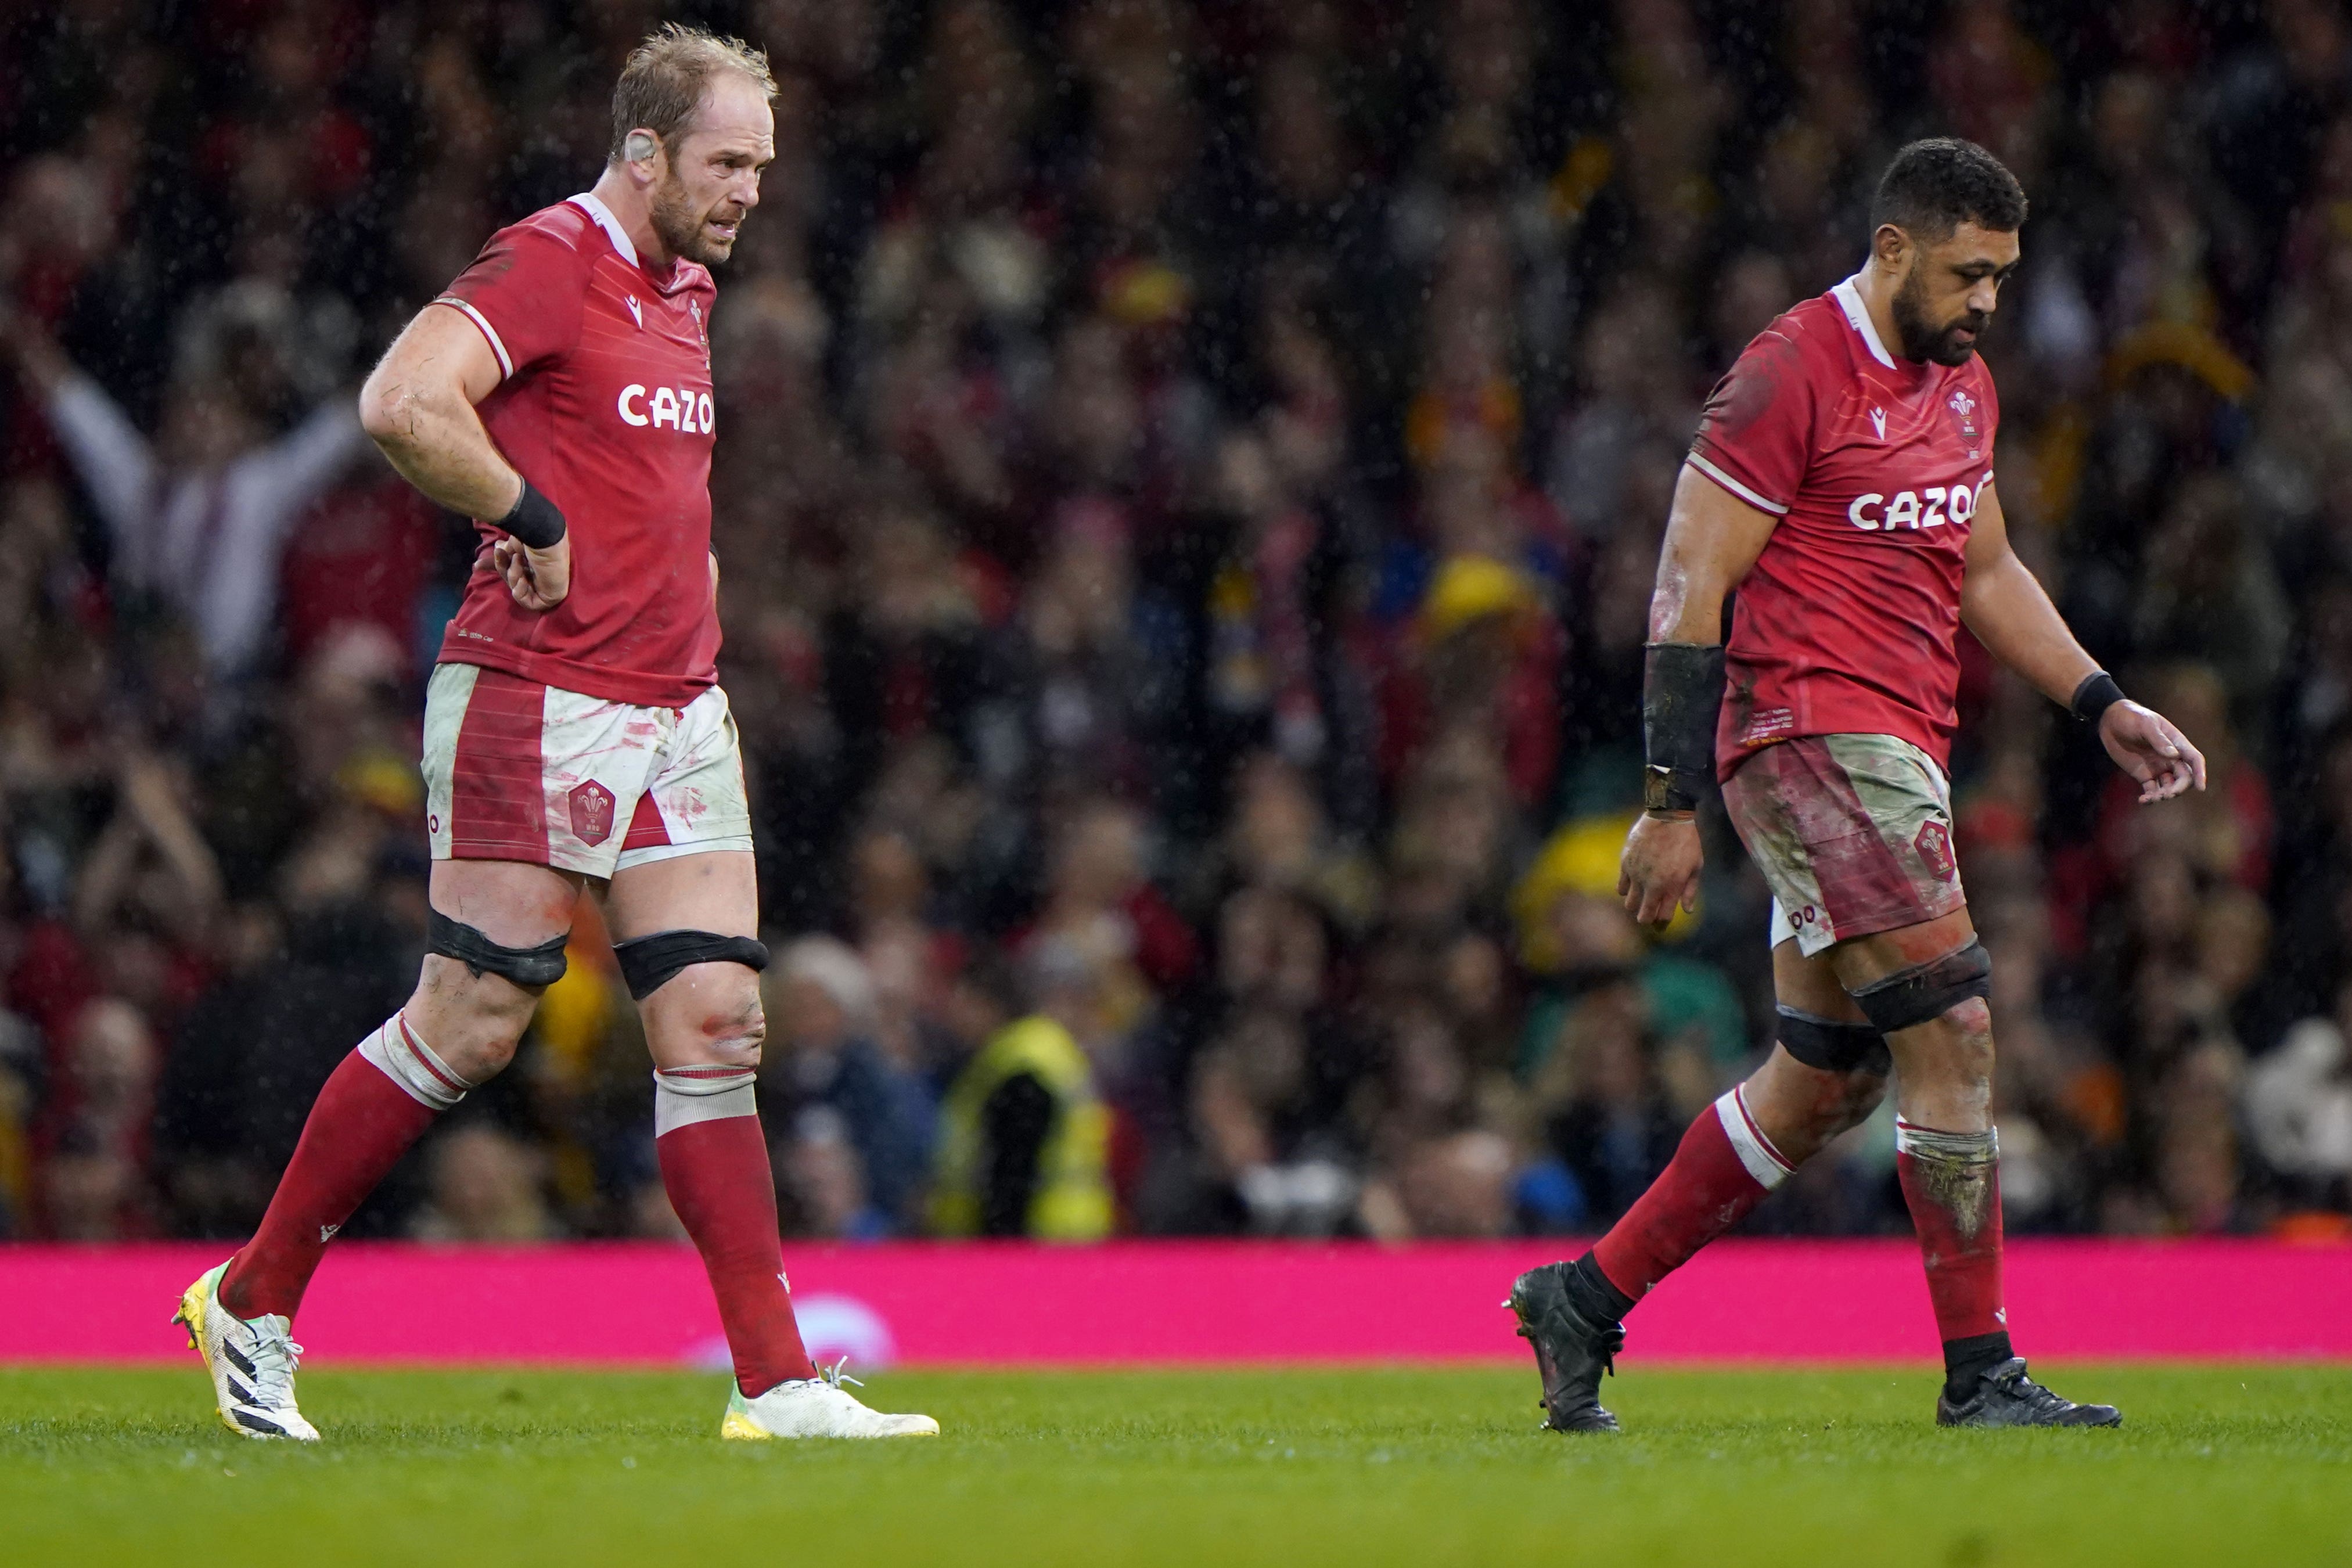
xmin=764 ymin=937 xmax=933 ymax=1236
xmin=0 ymin=3 xmax=2348 ymax=1242
xmin=0 ymin=306 xmax=371 ymax=688
xmin=929 ymin=953 xmax=1115 ymax=1241
xmin=32 ymin=998 xmax=157 ymax=1239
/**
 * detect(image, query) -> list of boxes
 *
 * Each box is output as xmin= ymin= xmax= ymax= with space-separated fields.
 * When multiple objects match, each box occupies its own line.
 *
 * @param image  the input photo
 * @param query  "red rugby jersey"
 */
xmin=1686 ymin=275 xmax=1999 ymax=778
xmin=432 ymin=193 xmax=720 ymax=707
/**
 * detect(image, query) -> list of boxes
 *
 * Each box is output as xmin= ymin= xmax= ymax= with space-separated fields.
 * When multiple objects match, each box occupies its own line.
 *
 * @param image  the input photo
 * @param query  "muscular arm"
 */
xmin=1619 ymin=466 xmax=1781 ymax=924
xmin=1962 ymin=482 xmax=2204 ymax=801
xmin=357 ymin=305 xmax=519 ymax=519
xmin=1646 ymin=463 xmax=1782 ymax=643
xmin=358 ymin=305 xmax=568 ymax=610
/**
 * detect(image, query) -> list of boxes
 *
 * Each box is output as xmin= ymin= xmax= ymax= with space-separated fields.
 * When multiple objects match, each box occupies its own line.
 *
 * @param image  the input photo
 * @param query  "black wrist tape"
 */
xmin=1643 ymin=642 xmax=1726 ymax=807
xmin=498 ymin=478 xmax=567 ymax=549
xmin=2070 ymin=670 xmax=2126 ymax=724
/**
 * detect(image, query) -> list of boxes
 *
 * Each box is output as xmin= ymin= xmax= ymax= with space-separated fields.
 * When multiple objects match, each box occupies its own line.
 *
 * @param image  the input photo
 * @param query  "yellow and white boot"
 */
xmin=720 ymin=1361 xmax=938 ymax=1440
xmin=172 ymin=1261 xmax=321 ymax=1441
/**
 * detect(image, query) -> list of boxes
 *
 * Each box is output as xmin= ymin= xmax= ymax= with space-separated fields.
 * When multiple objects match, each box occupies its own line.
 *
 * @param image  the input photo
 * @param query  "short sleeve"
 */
xmin=1686 ymin=328 xmax=1815 ymax=516
xmin=434 ymin=220 xmax=591 ymax=381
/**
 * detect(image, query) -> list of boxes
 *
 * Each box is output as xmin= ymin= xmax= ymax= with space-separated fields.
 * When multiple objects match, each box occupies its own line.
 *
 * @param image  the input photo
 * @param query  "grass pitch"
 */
xmin=2 ymin=1364 xmax=2346 ymax=1566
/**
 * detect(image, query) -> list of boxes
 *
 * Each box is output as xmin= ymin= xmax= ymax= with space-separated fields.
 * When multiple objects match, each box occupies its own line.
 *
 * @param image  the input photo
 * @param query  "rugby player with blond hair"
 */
xmin=172 ymin=25 xmax=935 ymax=1443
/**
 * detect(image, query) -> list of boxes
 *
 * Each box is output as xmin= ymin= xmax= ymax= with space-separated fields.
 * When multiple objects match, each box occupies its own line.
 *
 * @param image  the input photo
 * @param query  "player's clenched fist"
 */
xmin=493 ymin=534 xmax=571 ymax=612
xmin=1619 ymin=811 xmax=1703 ymax=926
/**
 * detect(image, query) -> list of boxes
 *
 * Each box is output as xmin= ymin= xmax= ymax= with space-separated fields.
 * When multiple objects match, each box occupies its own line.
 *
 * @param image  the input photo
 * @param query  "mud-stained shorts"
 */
xmin=422 ymin=663 xmax=753 ymax=880
xmin=1720 ymin=732 xmax=1963 ymax=956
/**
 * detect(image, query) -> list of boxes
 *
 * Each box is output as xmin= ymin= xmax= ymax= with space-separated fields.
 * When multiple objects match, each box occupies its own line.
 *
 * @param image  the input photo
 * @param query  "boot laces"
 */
xmin=242 ymin=1318 xmax=304 ymax=1408
xmin=1991 ymin=1358 xmax=2068 ymax=1414
xmin=817 ymin=1357 xmax=865 ymax=1392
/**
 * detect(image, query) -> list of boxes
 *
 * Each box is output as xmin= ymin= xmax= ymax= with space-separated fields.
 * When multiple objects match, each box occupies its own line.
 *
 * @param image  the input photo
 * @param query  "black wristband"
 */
xmin=2070 ymin=670 xmax=2126 ymax=724
xmin=497 ymin=477 xmax=567 ymax=550
xmin=1643 ymin=642 xmax=1727 ymax=808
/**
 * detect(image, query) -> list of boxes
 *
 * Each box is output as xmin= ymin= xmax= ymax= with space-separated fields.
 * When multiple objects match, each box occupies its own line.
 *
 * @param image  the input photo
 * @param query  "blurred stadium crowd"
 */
xmin=2 ymin=0 xmax=2351 ymax=1246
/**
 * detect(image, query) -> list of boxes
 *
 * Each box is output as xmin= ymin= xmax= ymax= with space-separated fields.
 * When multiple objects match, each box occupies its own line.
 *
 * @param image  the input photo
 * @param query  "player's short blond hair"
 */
xmin=609 ymin=23 xmax=776 ymax=166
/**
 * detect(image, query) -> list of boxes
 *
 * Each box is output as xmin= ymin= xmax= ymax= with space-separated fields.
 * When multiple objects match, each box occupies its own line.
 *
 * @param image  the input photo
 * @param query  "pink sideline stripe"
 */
xmin=3 ymin=1240 xmax=2349 ymax=1366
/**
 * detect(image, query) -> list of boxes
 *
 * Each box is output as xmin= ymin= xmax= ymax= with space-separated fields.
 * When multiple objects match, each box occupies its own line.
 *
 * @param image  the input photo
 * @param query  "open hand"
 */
xmin=2101 ymin=700 xmax=2206 ymax=803
xmin=1619 ymin=812 xmax=1703 ymax=926
xmin=493 ymin=534 xmax=570 ymax=612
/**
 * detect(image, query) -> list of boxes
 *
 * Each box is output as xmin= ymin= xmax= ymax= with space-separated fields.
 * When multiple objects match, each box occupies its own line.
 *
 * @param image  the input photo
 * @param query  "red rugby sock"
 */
xmin=655 ymin=1067 xmax=815 ymax=1396
xmin=221 ymin=1024 xmax=452 ymax=1321
xmin=1896 ymin=1119 xmax=2006 ymax=1342
xmin=1590 ymin=1086 xmax=1793 ymax=1305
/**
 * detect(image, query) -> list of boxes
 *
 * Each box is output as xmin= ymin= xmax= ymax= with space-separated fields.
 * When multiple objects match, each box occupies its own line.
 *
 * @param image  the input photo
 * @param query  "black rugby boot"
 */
xmin=1507 ymin=1263 xmax=1626 ymax=1433
xmin=1936 ymin=1357 xmax=2122 ymax=1428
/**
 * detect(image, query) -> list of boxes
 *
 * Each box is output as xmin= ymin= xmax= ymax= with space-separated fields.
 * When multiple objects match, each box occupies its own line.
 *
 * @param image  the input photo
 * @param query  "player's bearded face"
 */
xmin=1891 ymin=256 xmax=1991 ymax=368
xmin=649 ymin=167 xmax=742 ymax=268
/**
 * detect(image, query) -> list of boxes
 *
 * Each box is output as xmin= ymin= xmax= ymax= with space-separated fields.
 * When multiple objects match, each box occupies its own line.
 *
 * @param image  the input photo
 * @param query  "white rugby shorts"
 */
xmin=420 ymin=663 xmax=752 ymax=878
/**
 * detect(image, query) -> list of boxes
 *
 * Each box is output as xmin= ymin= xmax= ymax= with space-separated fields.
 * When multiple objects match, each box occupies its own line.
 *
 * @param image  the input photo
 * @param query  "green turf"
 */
xmin=2 ymin=1365 xmax=2346 ymax=1567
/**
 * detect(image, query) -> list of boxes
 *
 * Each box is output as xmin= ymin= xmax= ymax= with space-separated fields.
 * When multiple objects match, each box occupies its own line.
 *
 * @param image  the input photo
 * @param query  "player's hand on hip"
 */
xmin=494 ymin=534 xmax=571 ymax=612
xmin=2099 ymin=700 xmax=2206 ymax=803
xmin=1619 ymin=811 xmax=1703 ymax=926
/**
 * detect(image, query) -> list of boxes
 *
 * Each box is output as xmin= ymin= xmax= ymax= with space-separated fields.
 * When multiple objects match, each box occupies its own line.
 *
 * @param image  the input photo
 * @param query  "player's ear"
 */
xmin=623 ymin=128 xmax=663 ymax=184
xmin=1871 ymin=222 xmax=1909 ymax=275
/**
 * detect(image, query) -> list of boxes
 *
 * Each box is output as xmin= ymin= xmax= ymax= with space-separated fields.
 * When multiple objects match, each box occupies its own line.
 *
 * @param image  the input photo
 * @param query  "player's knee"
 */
xmin=413 ymin=955 xmax=539 ymax=1074
xmin=668 ymin=981 xmax=764 ymax=1070
xmin=1847 ymin=940 xmax=1991 ymax=1038
xmin=706 ymin=992 xmax=766 ymax=1068
xmin=1938 ymin=995 xmax=1995 ymax=1076
xmin=420 ymin=1010 xmax=526 ymax=1083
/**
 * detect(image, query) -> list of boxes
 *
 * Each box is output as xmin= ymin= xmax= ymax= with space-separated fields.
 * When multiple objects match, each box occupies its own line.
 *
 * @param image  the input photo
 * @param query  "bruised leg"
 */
xmin=221 ymin=859 xmax=577 ymax=1319
xmin=1742 ymin=939 xmax=1890 ymax=1163
xmin=607 ymin=850 xmax=815 ymax=1396
xmin=1577 ymin=941 xmax=1889 ymax=1318
xmin=1828 ymin=909 xmax=2009 ymax=1397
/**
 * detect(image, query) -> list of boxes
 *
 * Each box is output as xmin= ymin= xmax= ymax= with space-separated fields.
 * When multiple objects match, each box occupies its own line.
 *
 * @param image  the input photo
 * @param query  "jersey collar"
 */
xmin=1832 ymin=274 xmax=1900 ymax=369
xmin=568 ymin=191 xmax=639 ymax=267
xmin=569 ymin=190 xmax=701 ymax=294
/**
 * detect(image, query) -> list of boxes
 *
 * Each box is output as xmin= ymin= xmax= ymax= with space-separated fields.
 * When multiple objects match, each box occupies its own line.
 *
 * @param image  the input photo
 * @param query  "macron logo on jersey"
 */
xmin=618 ymin=383 xmax=714 ymax=433
xmin=1847 ymin=473 xmax=1989 ymax=531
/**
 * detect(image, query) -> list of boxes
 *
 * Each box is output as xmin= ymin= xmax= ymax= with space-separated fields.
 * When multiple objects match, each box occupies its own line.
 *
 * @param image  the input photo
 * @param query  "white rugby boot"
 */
xmin=719 ymin=1360 xmax=939 ymax=1440
xmin=172 ymin=1260 xmax=321 ymax=1441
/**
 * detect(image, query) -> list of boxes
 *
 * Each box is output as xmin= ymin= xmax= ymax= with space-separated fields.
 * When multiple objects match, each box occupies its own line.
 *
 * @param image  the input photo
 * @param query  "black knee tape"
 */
xmin=1849 ymin=941 xmax=1991 ymax=1035
xmin=427 ymin=908 xmax=570 ymax=988
xmin=612 ymin=929 xmax=771 ymax=1001
xmin=1776 ymin=1008 xmax=1892 ymax=1076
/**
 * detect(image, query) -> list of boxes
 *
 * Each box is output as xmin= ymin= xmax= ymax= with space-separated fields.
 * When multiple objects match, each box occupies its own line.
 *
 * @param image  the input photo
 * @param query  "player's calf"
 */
xmin=629 ymin=936 xmax=831 ymax=1408
xmin=1843 ymin=938 xmax=2030 ymax=1412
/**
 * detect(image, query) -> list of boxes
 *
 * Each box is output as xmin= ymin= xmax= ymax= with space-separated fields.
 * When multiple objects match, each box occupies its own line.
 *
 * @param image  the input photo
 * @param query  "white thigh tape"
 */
xmin=653 ymin=1065 xmax=758 ymax=1137
xmin=358 ymin=1012 xmax=470 ymax=1110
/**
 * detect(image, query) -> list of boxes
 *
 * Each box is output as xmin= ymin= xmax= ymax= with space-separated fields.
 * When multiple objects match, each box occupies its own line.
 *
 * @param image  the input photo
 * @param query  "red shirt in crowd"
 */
xmin=1686 ymin=275 xmax=2001 ymax=778
xmin=433 ymin=193 xmax=721 ymax=706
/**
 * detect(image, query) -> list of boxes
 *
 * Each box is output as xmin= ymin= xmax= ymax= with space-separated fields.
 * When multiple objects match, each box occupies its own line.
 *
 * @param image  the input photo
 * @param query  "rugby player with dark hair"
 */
xmin=1509 ymin=138 xmax=2202 ymax=1432
xmin=170 ymin=25 xmax=936 ymax=1442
